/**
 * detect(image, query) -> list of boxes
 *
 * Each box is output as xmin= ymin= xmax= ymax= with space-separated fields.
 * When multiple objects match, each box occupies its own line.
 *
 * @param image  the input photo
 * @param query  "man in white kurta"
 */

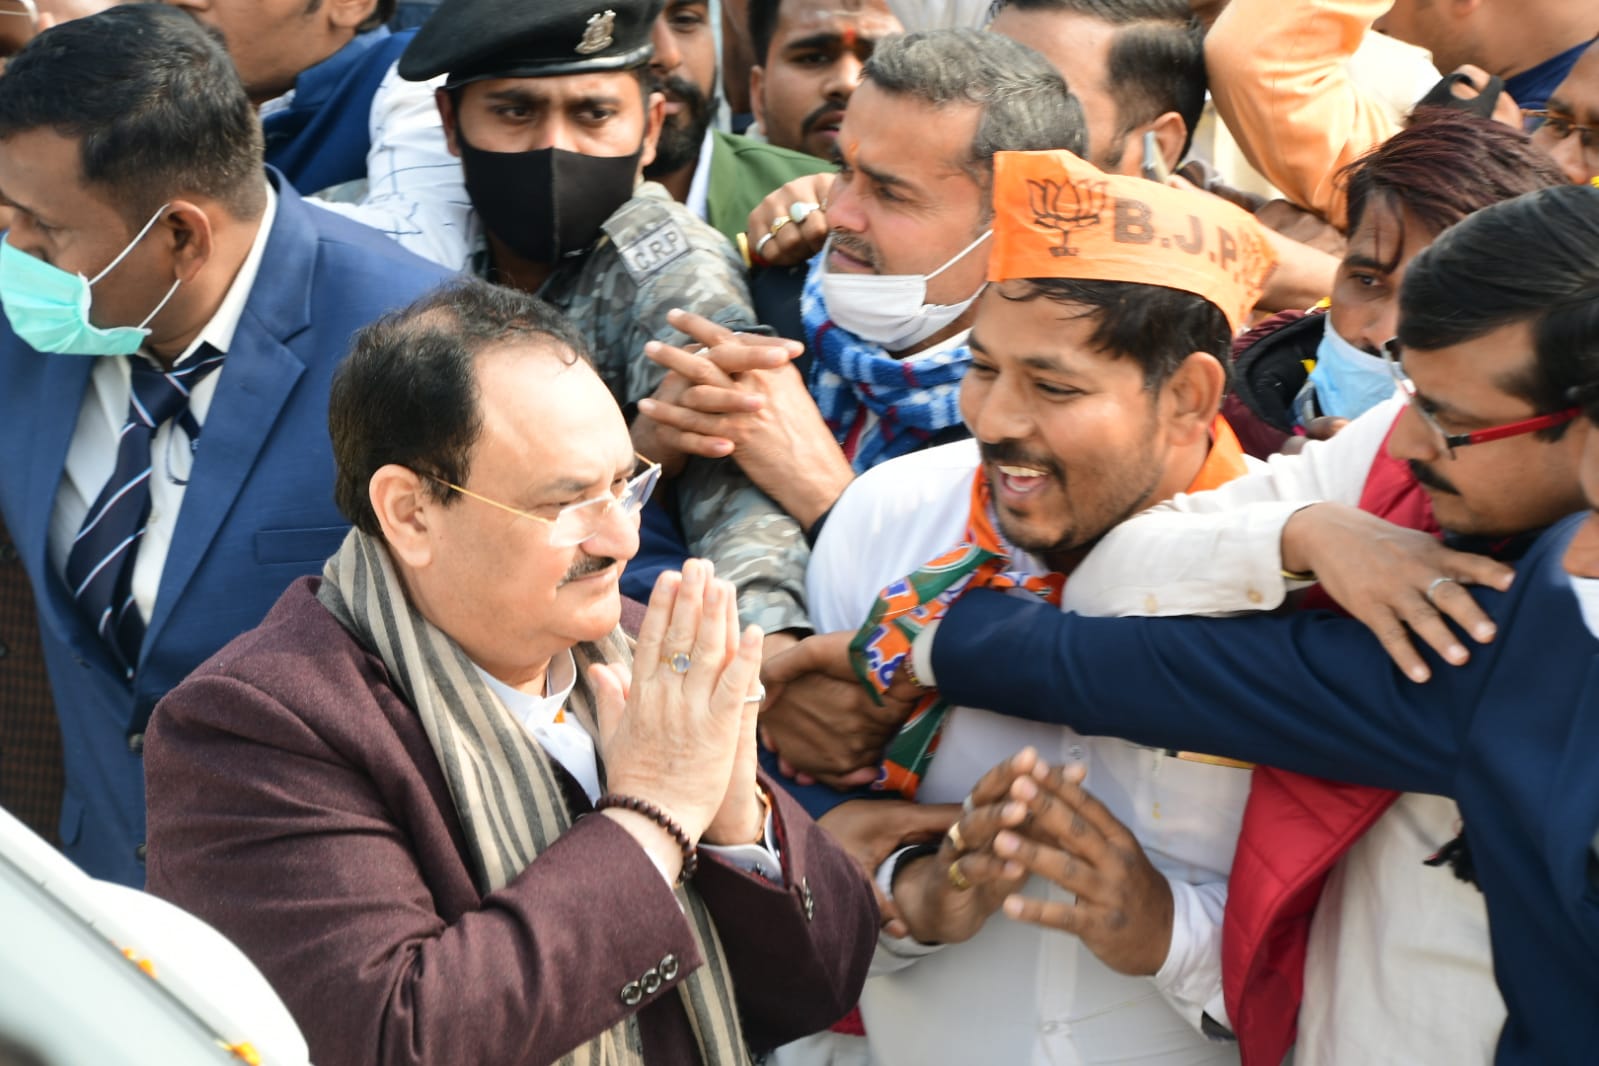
xmin=788 ymin=149 xmax=1284 ymax=1065
xmin=809 ymin=438 xmax=1254 ymax=1065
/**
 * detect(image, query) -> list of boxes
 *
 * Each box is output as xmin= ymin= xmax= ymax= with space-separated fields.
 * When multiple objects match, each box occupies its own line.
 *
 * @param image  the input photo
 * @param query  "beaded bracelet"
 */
xmin=596 ymin=793 xmax=697 ymax=882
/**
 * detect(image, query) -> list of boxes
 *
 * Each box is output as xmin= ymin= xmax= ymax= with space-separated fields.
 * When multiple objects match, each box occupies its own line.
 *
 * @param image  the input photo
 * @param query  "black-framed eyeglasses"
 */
xmin=1381 ymin=340 xmax=1580 ymax=457
xmin=428 ymin=453 xmax=662 ymax=548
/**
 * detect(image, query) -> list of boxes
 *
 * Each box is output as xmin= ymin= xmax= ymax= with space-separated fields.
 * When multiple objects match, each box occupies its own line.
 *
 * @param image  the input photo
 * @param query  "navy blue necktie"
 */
xmin=65 ymin=347 xmax=225 ymax=679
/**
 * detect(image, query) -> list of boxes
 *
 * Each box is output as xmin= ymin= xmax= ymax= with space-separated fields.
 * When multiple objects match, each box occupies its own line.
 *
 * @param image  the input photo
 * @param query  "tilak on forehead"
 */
xmin=988 ymin=150 xmax=1279 ymax=331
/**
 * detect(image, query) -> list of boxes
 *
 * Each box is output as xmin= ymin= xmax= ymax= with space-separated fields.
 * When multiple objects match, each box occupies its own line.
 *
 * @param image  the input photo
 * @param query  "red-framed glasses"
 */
xmin=1381 ymin=340 xmax=1581 ymax=457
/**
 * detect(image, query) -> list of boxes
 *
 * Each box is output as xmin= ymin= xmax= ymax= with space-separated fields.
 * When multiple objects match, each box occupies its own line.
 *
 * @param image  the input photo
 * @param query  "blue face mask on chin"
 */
xmin=0 ymin=203 xmax=180 ymax=356
xmin=1302 ymin=314 xmax=1400 ymax=422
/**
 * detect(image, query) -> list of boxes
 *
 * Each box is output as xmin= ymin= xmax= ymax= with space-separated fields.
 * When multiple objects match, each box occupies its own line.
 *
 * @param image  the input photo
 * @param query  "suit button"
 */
xmin=620 ymin=981 xmax=643 ymax=1007
xmin=800 ymin=876 xmax=815 ymax=922
xmin=641 ymin=968 xmax=661 ymax=995
xmin=659 ymin=953 xmax=679 ymax=981
xmin=135 ymin=843 xmax=147 ymax=864
xmin=126 ymin=732 xmax=144 ymax=754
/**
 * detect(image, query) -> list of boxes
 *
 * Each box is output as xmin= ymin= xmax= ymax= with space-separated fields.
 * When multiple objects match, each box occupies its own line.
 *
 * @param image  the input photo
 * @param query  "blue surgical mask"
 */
xmin=1302 ymin=315 xmax=1398 ymax=421
xmin=0 ymin=204 xmax=180 ymax=356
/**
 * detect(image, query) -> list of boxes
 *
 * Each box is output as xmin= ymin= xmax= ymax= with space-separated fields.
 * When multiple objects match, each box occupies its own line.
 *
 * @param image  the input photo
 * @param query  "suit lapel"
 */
xmin=140 ymin=175 xmax=317 ymax=653
xmin=22 ymin=354 xmax=95 ymax=646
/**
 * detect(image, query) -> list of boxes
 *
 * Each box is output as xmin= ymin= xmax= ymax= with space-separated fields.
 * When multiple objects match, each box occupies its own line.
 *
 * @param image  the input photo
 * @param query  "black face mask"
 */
xmin=457 ymin=125 xmax=643 ymax=264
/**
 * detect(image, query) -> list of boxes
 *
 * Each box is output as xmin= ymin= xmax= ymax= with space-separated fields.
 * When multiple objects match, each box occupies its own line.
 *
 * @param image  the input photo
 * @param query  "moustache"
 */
xmin=978 ymin=440 xmax=1062 ymax=482
xmin=800 ymin=99 xmax=845 ymax=138
xmin=654 ymin=72 xmax=709 ymax=124
xmin=560 ymin=554 xmax=618 ymax=586
xmin=828 ymin=231 xmax=881 ymax=272
xmin=1407 ymin=458 xmax=1460 ymax=497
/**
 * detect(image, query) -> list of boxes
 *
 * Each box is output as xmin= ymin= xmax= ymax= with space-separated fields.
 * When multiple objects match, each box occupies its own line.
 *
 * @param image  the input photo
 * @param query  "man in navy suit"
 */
xmin=885 ymin=184 xmax=1599 ymax=1064
xmin=0 ymin=4 xmax=448 ymax=886
xmin=163 ymin=0 xmax=410 ymax=197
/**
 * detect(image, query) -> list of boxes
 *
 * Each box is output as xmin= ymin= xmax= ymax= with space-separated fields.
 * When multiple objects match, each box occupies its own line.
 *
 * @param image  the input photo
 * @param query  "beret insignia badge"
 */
xmin=576 ymin=9 xmax=617 ymax=54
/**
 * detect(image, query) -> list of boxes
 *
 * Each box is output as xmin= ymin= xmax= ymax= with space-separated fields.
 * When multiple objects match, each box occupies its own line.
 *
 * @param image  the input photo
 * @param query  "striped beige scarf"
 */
xmin=317 ymin=529 xmax=751 ymax=1066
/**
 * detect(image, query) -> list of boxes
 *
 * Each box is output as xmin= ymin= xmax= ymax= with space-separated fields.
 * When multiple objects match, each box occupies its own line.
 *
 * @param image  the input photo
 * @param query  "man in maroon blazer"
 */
xmin=142 ymin=277 xmax=877 ymax=1066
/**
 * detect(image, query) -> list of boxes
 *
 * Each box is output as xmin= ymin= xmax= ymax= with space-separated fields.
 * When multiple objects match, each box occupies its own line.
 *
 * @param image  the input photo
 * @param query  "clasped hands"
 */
xmin=759 ymin=632 xmax=1172 ymax=972
xmin=589 ymin=559 xmax=768 ymax=881
xmin=891 ymin=747 xmax=1175 ymax=976
xmin=632 ymin=308 xmax=854 ymax=529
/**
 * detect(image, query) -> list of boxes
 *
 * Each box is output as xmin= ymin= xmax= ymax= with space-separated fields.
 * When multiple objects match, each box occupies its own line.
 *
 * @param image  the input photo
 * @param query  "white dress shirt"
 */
xmin=810 ymin=439 xmax=1253 ymax=1066
xmin=476 ymin=653 xmax=784 ymax=885
xmin=685 ymin=128 xmax=717 ymax=225
xmin=925 ymin=396 xmax=1504 ymax=1066
xmin=311 ymin=65 xmax=477 ymax=271
xmin=49 ymin=185 xmax=279 ymax=632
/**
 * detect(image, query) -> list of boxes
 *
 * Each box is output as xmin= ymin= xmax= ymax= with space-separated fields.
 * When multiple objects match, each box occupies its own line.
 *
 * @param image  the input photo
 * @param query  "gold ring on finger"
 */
xmin=768 ymin=214 xmax=793 ymax=237
xmin=946 ymin=822 xmax=965 ymax=854
xmin=947 ymin=860 xmax=971 ymax=892
xmin=663 ymin=651 xmax=692 ymax=674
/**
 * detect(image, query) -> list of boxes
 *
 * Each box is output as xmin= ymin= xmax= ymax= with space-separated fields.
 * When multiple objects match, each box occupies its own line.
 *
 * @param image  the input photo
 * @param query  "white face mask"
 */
xmin=819 ymin=229 xmax=992 ymax=352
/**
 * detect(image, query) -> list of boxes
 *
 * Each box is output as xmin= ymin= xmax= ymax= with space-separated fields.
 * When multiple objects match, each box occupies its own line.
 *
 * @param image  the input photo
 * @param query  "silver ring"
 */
xmin=1424 ymin=576 xmax=1457 ymax=606
xmin=961 ymin=793 xmax=975 ymax=815
xmin=946 ymin=822 xmax=966 ymax=853
xmin=754 ymin=231 xmax=777 ymax=258
xmin=743 ymin=682 xmax=766 ymax=705
xmin=789 ymin=200 xmax=820 ymax=224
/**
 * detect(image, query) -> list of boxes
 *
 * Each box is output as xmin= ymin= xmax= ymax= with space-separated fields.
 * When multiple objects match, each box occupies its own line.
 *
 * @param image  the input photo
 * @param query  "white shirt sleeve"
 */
xmin=869 ymin=846 xmax=947 ymax=976
xmin=1062 ymin=398 xmax=1401 ymax=619
xmin=1152 ymin=876 xmax=1231 ymax=1032
xmin=698 ymin=808 xmax=785 ymax=885
xmin=311 ymin=63 xmax=475 ymax=271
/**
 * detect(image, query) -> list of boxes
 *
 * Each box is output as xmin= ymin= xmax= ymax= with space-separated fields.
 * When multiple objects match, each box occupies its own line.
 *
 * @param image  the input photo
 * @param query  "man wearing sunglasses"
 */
xmin=142 ymin=278 xmax=878 ymax=1066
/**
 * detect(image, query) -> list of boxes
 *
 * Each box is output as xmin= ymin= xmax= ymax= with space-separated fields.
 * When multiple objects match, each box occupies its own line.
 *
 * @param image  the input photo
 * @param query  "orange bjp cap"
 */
xmin=988 ymin=150 xmax=1279 ymax=332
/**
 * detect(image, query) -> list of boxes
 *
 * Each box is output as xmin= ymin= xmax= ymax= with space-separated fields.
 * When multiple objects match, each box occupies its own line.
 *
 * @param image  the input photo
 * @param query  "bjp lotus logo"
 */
xmin=1027 ymin=177 xmax=1108 ymax=257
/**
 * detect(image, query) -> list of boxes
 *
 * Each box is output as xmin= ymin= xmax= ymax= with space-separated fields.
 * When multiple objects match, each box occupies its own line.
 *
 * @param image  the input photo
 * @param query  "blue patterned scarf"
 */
xmin=800 ymin=252 xmax=971 ymax=472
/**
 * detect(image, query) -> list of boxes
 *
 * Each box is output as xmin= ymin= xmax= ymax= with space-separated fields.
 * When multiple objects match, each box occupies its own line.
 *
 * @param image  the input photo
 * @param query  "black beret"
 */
xmin=399 ymin=0 xmax=663 ymax=85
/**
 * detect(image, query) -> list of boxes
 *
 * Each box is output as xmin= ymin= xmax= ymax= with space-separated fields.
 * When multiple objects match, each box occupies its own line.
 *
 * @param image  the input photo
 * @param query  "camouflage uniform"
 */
xmin=479 ymin=182 xmax=810 ymax=634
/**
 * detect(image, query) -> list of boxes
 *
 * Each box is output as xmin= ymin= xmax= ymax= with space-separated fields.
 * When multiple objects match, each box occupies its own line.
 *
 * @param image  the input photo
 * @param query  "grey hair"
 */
xmin=862 ymin=29 xmax=1086 ymax=218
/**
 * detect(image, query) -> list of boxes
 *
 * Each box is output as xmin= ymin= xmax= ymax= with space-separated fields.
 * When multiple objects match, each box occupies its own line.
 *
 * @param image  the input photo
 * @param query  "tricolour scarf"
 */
xmin=316 ymin=529 xmax=751 ymax=1066
xmin=800 ymin=252 xmax=971 ymax=472
xmin=848 ymin=470 xmax=1065 ymax=798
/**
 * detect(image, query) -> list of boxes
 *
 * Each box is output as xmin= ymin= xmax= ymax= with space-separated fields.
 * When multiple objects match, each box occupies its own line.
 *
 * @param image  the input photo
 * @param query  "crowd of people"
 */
xmin=0 ymin=0 xmax=1597 ymax=1064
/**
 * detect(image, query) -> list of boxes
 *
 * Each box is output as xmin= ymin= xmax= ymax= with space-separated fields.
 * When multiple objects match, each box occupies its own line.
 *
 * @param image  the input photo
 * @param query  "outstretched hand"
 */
xmin=1280 ymin=502 xmax=1515 ymax=682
